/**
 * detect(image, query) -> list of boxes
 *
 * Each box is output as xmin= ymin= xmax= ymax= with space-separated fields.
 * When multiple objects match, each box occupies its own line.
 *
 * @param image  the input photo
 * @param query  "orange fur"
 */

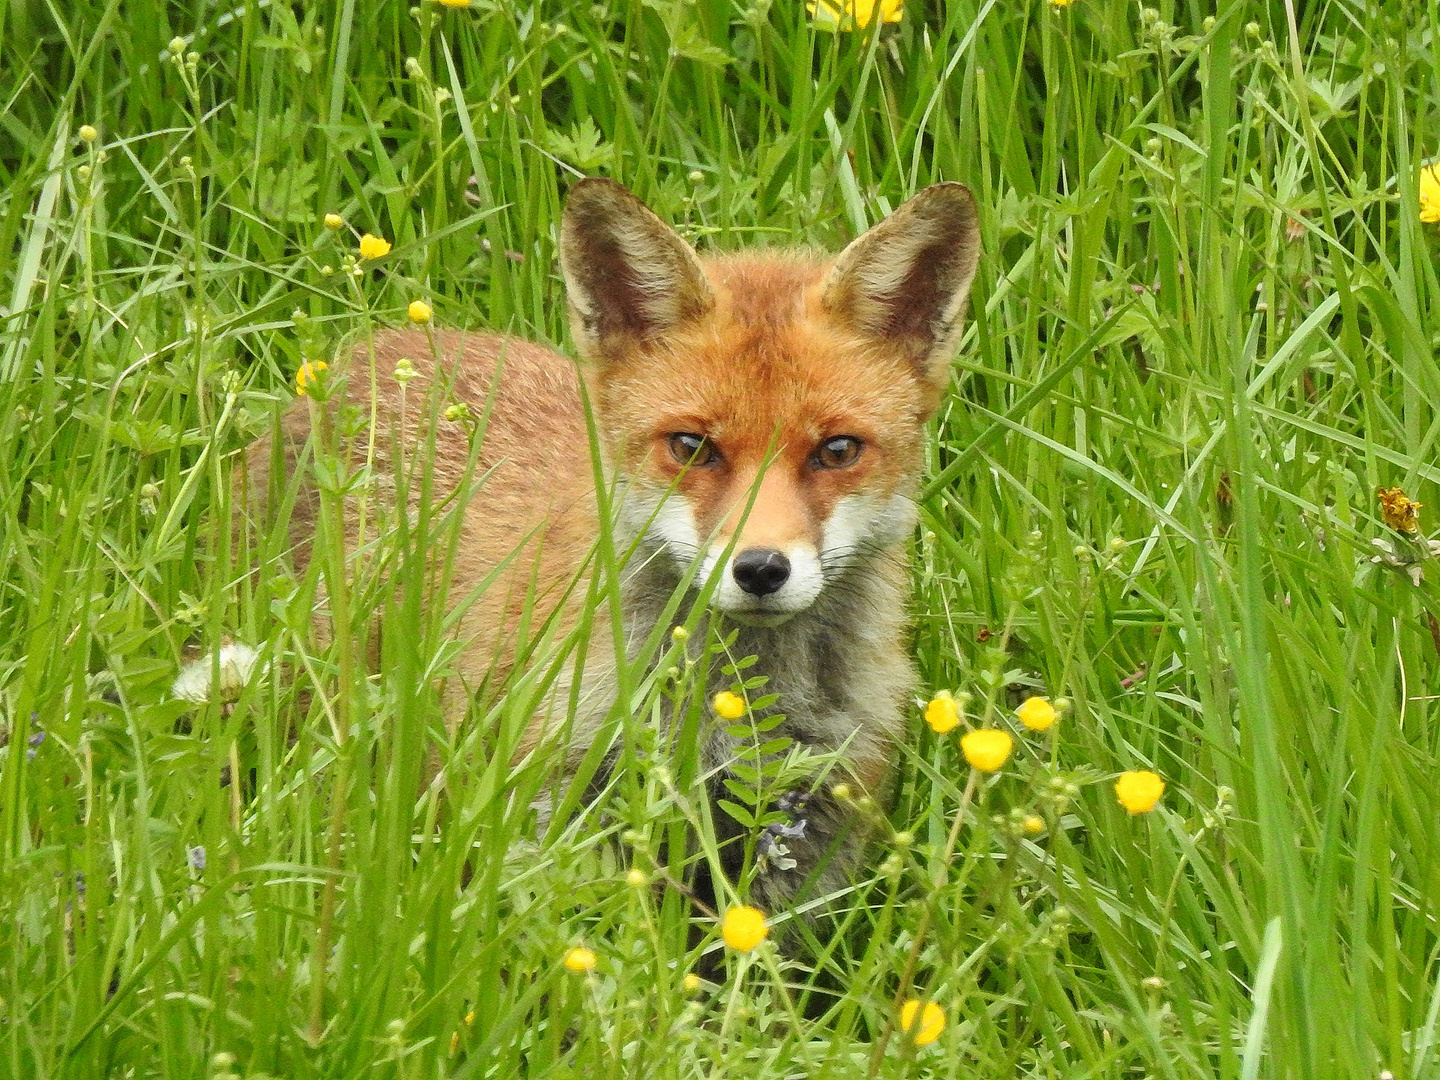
xmin=242 ymin=179 xmax=981 ymax=911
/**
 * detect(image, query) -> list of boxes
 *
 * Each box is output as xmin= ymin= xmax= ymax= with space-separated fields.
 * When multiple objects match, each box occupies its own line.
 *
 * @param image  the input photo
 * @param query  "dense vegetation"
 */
xmin=3 ymin=0 xmax=1440 ymax=1076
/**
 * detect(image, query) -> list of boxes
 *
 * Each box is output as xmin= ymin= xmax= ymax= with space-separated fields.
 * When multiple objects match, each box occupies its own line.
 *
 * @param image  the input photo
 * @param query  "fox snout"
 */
xmin=701 ymin=538 xmax=825 ymax=624
xmin=731 ymin=549 xmax=790 ymax=596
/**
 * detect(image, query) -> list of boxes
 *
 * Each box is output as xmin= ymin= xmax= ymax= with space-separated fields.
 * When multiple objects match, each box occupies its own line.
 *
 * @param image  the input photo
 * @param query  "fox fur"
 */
xmin=242 ymin=178 xmax=981 ymax=913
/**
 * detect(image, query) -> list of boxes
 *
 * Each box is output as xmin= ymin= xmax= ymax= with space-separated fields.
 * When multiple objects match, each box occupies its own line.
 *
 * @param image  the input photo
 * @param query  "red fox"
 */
xmin=244 ymin=178 xmax=980 ymax=911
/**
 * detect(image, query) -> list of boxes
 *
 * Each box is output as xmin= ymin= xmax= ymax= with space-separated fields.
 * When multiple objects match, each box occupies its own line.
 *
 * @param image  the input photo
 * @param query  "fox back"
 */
xmin=243 ymin=178 xmax=980 ymax=911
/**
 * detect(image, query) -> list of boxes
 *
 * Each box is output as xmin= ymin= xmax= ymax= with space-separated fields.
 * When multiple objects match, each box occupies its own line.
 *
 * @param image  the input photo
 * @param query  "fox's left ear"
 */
xmin=820 ymin=182 xmax=981 ymax=393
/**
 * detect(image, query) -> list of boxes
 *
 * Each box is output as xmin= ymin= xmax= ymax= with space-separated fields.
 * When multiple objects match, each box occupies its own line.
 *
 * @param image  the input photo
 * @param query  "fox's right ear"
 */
xmin=560 ymin=178 xmax=714 ymax=361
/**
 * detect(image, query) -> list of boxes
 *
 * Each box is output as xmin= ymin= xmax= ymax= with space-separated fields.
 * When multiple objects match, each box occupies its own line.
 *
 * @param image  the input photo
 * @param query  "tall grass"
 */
xmin=3 ymin=0 xmax=1439 ymax=1076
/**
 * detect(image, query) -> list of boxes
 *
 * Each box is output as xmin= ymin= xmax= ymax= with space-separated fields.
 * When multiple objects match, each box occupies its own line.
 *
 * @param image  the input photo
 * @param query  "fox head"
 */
xmin=559 ymin=178 xmax=981 ymax=625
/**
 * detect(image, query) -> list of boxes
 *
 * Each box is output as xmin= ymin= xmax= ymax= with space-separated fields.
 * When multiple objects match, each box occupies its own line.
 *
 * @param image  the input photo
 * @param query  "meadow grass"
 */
xmin=3 ymin=0 xmax=1440 ymax=1076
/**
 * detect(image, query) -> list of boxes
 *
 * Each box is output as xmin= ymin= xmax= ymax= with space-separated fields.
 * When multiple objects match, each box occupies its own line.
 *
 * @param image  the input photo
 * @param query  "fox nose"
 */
xmin=731 ymin=549 xmax=791 ymax=596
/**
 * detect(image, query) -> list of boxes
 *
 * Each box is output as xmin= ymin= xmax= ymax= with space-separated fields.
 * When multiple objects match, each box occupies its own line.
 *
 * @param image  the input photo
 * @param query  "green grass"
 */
xmin=4 ymin=0 xmax=1440 ymax=1076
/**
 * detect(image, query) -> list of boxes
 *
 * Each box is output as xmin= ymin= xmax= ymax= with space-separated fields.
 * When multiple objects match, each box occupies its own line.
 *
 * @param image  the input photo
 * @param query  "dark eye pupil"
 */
xmin=669 ymin=433 xmax=713 ymax=464
xmin=818 ymin=436 xmax=861 ymax=467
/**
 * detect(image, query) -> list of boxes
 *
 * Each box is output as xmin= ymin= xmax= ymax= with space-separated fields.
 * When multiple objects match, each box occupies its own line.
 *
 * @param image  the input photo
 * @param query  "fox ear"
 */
xmin=560 ymin=178 xmax=714 ymax=360
xmin=820 ymin=182 xmax=981 ymax=390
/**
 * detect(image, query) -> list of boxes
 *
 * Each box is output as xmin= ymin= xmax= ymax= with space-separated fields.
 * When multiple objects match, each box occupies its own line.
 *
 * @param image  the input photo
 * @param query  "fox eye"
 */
xmin=813 ymin=436 xmax=863 ymax=469
xmin=668 ymin=432 xmax=719 ymax=467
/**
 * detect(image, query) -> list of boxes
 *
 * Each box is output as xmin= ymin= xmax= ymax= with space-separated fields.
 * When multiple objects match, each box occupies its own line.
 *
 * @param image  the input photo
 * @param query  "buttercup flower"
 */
xmin=408 ymin=300 xmax=433 ymax=324
xmin=563 ymin=946 xmax=596 ymax=973
xmin=1420 ymin=164 xmax=1440 ymax=224
xmin=295 ymin=360 xmax=328 ymax=396
xmin=721 ymin=905 xmax=768 ymax=952
xmin=960 ymin=729 xmax=1013 ymax=773
xmin=899 ymin=999 xmax=945 ymax=1046
xmin=323 ymin=212 xmax=345 ymax=230
xmin=807 ymin=0 xmax=902 ymax=31
xmin=1115 ymin=770 xmax=1165 ymax=814
xmin=682 ymin=973 xmax=702 ymax=993
xmin=1022 ymin=814 xmax=1046 ymax=836
xmin=437 ymin=0 xmax=472 ymax=7
xmin=1050 ymin=0 xmax=1077 ymax=7
xmin=924 ymin=691 xmax=960 ymax=734
xmin=358 ymin=233 xmax=392 ymax=260
xmin=1378 ymin=486 xmax=1421 ymax=535
xmin=78 ymin=124 xmax=99 ymax=143
xmin=713 ymin=690 xmax=746 ymax=720
xmin=1016 ymin=696 xmax=1058 ymax=731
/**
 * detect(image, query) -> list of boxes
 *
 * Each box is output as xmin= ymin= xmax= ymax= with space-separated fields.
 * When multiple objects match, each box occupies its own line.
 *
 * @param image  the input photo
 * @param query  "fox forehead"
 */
xmin=591 ymin=254 xmax=935 ymax=462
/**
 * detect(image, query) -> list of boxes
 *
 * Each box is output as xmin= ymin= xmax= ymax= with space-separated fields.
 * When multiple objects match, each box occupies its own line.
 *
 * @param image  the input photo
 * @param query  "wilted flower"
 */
xmin=1015 ymin=696 xmax=1058 ymax=731
xmin=1420 ymin=164 xmax=1440 ymax=224
xmin=807 ymin=0 xmax=903 ymax=31
xmin=960 ymin=729 xmax=1013 ymax=773
xmin=358 ymin=233 xmax=392 ymax=260
xmin=924 ymin=691 xmax=960 ymax=734
xmin=172 ymin=643 xmax=265 ymax=704
xmin=1378 ymin=486 xmax=1421 ymax=535
xmin=721 ymin=905 xmax=768 ymax=952
xmin=713 ymin=690 xmax=746 ymax=720
xmin=1115 ymin=770 xmax=1165 ymax=814
xmin=899 ymin=999 xmax=945 ymax=1045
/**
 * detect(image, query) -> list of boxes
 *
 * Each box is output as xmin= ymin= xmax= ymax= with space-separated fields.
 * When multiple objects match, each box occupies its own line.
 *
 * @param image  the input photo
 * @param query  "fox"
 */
xmin=242 ymin=177 xmax=981 ymax=913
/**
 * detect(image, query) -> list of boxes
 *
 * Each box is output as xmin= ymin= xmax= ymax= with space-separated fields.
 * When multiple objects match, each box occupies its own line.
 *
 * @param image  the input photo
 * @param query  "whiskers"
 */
xmin=818 ymin=534 xmax=891 ymax=579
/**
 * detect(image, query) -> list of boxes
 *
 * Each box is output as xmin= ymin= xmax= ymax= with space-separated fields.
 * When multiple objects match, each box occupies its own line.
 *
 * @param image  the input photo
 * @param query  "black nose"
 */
xmin=731 ymin=549 xmax=791 ymax=596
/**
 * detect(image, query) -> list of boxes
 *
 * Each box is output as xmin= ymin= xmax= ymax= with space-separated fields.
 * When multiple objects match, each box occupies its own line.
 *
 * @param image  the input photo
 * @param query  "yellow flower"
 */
xmin=1015 ymin=696 xmax=1058 ymax=732
xmin=408 ymin=300 xmax=433 ymax=324
xmin=437 ymin=0 xmax=471 ymax=7
xmin=1114 ymin=770 xmax=1165 ymax=814
xmin=713 ymin=690 xmax=746 ymax=720
xmin=721 ymin=905 xmax=768 ymax=952
xmin=1420 ymin=164 xmax=1440 ymax=224
xmin=1050 ymin=0 xmax=1077 ymax=6
xmin=78 ymin=124 xmax=99 ymax=143
xmin=899 ymin=999 xmax=945 ymax=1046
xmin=295 ymin=360 xmax=328 ymax=396
xmin=562 ymin=946 xmax=596 ymax=973
xmin=1378 ymin=486 xmax=1422 ymax=535
xmin=1022 ymin=814 xmax=1046 ymax=836
xmin=807 ymin=0 xmax=902 ymax=31
xmin=682 ymin=973 xmax=702 ymax=993
xmin=448 ymin=1009 xmax=476 ymax=1055
xmin=323 ymin=212 xmax=345 ymax=230
xmin=924 ymin=691 xmax=959 ymax=734
xmin=960 ymin=729 xmax=1013 ymax=773
xmin=358 ymin=233 xmax=392 ymax=259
